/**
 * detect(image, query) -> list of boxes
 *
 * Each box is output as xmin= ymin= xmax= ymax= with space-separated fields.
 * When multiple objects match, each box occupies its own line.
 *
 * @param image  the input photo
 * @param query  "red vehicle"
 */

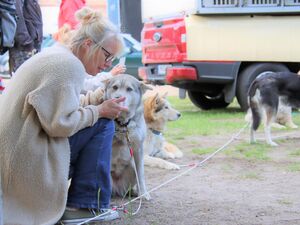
xmin=139 ymin=0 xmax=300 ymax=111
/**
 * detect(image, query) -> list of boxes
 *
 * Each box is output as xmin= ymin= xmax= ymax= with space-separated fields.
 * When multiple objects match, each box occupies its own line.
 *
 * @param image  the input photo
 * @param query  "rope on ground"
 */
xmin=78 ymin=122 xmax=249 ymax=224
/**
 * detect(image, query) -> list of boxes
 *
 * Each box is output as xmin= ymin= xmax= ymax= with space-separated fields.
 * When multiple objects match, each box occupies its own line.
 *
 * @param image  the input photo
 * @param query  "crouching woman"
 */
xmin=0 ymin=7 xmax=127 ymax=225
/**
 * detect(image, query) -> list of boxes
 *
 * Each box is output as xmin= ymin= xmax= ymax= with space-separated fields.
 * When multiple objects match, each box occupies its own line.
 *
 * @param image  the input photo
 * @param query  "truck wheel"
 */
xmin=188 ymin=91 xmax=230 ymax=110
xmin=236 ymin=63 xmax=289 ymax=111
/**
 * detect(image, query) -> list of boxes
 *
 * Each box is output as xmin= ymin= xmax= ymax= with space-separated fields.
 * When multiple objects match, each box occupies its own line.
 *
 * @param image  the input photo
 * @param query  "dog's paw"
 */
xmin=142 ymin=192 xmax=151 ymax=200
xmin=268 ymin=141 xmax=278 ymax=147
xmin=165 ymin=151 xmax=175 ymax=159
xmin=250 ymin=137 xmax=256 ymax=144
xmin=173 ymin=151 xmax=183 ymax=158
xmin=286 ymin=123 xmax=298 ymax=129
xmin=155 ymin=150 xmax=175 ymax=159
xmin=164 ymin=162 xmax=180 ymax=170
xmin=272 ymin=123 xmax=286 ymax=129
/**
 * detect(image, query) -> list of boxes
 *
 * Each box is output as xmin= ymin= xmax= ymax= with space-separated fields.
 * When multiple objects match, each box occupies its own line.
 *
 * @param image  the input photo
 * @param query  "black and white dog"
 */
xmin=248 ymin=71 xmax=300 ymax=146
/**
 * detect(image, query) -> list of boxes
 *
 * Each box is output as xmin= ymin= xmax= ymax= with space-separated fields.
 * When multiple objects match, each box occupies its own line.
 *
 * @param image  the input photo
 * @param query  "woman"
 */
xmin=53 ymin=23 xmax=127 ymax=94
xmin=0 ymin=7 xmax=127 ymax=224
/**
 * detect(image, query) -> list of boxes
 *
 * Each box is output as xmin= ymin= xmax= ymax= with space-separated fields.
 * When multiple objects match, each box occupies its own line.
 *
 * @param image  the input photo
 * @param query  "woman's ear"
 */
xmin=83 ymin=39 xmax=93 ymax=48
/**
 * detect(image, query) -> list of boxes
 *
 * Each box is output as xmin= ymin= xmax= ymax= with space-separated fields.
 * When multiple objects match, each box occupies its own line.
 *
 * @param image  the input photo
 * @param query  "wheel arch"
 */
xmin=236 ymin=62 xmax=292 ymax=111
xmin=226 ymin=61 xmax=300 ymax=108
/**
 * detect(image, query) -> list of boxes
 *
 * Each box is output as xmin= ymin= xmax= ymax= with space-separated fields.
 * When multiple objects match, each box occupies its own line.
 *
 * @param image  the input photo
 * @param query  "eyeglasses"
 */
xmin=101 ymin=47 xmax=115 ymax=62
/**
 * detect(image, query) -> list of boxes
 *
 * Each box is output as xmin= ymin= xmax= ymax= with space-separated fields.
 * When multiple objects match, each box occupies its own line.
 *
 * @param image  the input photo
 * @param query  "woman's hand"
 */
xmin=97 ymin=97 xmax=128 ymax=119
xmin=110 ymin=64 xmax=126 ymax=76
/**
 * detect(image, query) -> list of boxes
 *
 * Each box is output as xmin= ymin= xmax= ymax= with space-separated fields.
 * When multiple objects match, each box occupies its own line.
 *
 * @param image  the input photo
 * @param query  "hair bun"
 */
xmin=75 ymin=7 xmax=103 ymax=25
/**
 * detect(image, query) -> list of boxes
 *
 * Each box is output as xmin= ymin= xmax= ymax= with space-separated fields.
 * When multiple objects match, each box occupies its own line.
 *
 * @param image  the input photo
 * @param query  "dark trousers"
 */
xmin=67 ymin=118 xmax=114 ymax=209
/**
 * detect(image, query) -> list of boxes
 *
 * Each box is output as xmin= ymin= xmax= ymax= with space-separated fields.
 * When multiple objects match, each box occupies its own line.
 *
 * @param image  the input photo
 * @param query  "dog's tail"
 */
xmin=248 ymin=80 xmax=261 ymax=131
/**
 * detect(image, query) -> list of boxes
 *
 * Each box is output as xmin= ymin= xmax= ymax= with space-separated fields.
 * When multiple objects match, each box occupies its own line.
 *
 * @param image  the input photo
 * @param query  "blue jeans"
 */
xmin=67 ymin=118 xmax=114 ymax=209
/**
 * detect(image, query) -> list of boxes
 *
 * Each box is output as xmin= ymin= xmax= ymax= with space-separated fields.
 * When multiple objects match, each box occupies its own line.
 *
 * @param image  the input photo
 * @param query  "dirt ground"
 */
xmin=105 ymin=130 xmax=300 ymax=225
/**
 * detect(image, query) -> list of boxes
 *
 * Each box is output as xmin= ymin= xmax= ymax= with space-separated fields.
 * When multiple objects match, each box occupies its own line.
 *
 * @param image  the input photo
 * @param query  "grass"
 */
xmin=287 ymin=163 xmax=300 ymax=172
xmin=192 ymin=147 xmax=216 ymax=155
xmin=164 ymin=96 xmax=300 ymax=161
xmin=165 ymin=97 xmax=245 ymax=139
xmin=225 ymin=142 xmax=271 ymax=160
xmin=289 ymin=149 xmax=300 ymax=157
xmin=277 ymin=199 xmax=293 ymax=205
xmin=239 ymin=172 xmax=261 ymax=180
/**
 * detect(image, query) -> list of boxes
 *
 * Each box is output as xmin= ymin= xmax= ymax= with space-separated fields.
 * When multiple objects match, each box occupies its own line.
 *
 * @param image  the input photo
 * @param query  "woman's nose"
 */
xmin=104 ymin=60 xmax=113 ymax=68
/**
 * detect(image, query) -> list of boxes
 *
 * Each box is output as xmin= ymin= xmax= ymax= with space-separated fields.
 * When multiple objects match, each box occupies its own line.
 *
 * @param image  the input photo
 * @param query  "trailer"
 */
xmin=139 ymin=0 xmax=300 ymax=110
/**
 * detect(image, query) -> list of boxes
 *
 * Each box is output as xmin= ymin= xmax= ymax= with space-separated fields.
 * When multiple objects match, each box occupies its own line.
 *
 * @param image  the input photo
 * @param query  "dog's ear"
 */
xmin=144 ymin=96 xmax=156 ymax=123
xmin=154 ymin=93 xmax=161 ymax=105
xmin=102 ymin=79 xmax=112 ymax=100
xmin=162 ymin=92 xmax=168 ymax=99
xmin=140 ymin=82 xmax=153 ymax=95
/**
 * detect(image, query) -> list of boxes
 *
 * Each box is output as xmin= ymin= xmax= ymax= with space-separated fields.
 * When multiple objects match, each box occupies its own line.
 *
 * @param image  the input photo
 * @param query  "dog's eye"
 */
xmin=112 ymin=85 xmax=118 ymax=90
xmin=165 ymin=106 xmax=169 ymax=109
xmin=127 ymin=87 xmax=133 ymax=92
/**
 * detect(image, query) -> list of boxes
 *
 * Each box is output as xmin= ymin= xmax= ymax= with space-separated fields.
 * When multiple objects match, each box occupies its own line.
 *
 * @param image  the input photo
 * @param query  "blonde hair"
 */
xmin=53 ymin=24 xmax=74 ymax=45
xmin=70 ymin=7 xmax=124 ymax=59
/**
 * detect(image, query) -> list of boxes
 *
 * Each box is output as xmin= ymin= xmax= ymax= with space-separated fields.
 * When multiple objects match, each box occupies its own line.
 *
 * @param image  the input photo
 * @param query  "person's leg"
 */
xmin=67 ymin=118 xmax=114 ymax=209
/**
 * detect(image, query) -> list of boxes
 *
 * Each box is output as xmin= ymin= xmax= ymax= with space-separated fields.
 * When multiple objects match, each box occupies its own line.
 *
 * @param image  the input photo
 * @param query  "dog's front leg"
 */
xmin=132 ymin=147 xmax=151 ymax=200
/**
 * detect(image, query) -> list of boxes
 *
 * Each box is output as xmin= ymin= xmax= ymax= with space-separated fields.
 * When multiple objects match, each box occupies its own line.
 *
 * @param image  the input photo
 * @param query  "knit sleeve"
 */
xmin=79 ymin=87 xmax=104 ymax=107
xmin=27 ymin=83 xmax=99 ymax=137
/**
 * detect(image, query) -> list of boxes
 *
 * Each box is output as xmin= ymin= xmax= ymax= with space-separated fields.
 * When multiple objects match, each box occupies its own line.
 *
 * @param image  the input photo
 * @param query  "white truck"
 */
xmin=138 ymin=0 xmax=300 ymax=111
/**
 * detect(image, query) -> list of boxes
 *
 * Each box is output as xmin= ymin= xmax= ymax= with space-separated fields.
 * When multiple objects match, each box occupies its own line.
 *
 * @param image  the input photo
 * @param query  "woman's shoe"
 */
xmin=60 ymin=208 xmax=120 ymax=224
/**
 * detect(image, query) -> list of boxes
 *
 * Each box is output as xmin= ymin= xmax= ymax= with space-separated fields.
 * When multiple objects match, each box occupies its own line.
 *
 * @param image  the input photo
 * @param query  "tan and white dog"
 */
xmin=143 ymin=93 xmax=182 ymax=170
xmin=104 ymin=74 xmax=152 ymax=199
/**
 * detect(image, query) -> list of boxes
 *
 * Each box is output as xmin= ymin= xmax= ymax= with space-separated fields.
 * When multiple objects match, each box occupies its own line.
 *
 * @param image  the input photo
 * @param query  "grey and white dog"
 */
xmin=248 ymin=71 xmax=300 ymax=146
xmin=104 ymin=74 xmax=152 ymax=200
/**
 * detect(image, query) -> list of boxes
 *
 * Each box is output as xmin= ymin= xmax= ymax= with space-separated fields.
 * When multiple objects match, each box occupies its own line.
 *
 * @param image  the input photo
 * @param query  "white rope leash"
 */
xmin=78 ymin=123 xmax=249 ymax=224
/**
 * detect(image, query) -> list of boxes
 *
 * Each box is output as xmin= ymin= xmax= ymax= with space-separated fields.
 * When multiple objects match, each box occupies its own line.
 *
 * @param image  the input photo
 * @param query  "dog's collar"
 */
xmin=115 ymin=119 xmax=131 ymax=130
xmin=115 ymin=119 xmax=131 ymax=127
xmin=149 ymin=128 xmax=162 ymax=136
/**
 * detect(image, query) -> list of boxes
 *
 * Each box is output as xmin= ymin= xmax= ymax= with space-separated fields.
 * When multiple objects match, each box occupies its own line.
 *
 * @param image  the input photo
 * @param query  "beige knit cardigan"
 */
xmin=0 ymin=44 xmax=99 ymax=225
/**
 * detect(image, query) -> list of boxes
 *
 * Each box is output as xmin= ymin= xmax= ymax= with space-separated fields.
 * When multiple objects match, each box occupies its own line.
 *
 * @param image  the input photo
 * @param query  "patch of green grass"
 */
xmin=277 ymin=199 xmax=293 ymax=205
xmin=239 ymin=172 xmax=260 ymax=180
xmin=289 ymin=150 xmax=300 ymax=157
xmin=221 ymin=164 xmax=233 ymax=173
xmin=225 ymin=142 xmax=271 ymax=160
xmin=287 ymin=163 xmax=300 ymax=172
xmin=292 ymin=110 xmax=300 ymax=124
xmin=192 ymin=147 xmax=215 ymax=155
xmin=165 ymin=97 xmax=245 ymax=139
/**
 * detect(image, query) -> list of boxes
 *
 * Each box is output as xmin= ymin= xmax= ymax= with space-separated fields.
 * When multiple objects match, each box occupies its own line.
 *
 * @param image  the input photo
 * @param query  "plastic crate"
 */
xmin=198 ymin=0 xmax=300 ymax=14
xmin=284 ymin=0 xmax=300 ymax=5
xmin=244 ymin=0 xmax=280 ymax=7
xmin=202 ymin=0 xmax=238 ymax=7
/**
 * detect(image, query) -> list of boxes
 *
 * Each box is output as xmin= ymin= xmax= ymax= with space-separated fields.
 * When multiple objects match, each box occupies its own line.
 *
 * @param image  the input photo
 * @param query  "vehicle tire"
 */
xmin=188 ymin=90 xmax=230 ymax=110
xmin=236 ymin=63 xmax=289 ymax=111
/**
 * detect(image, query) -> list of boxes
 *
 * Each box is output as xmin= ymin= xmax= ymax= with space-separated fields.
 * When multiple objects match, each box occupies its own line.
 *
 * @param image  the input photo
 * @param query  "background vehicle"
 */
xmin=0 ymin=33 xmax=142 ymax=79
xmin=139 ymin=0 xmax=300 ymax=111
